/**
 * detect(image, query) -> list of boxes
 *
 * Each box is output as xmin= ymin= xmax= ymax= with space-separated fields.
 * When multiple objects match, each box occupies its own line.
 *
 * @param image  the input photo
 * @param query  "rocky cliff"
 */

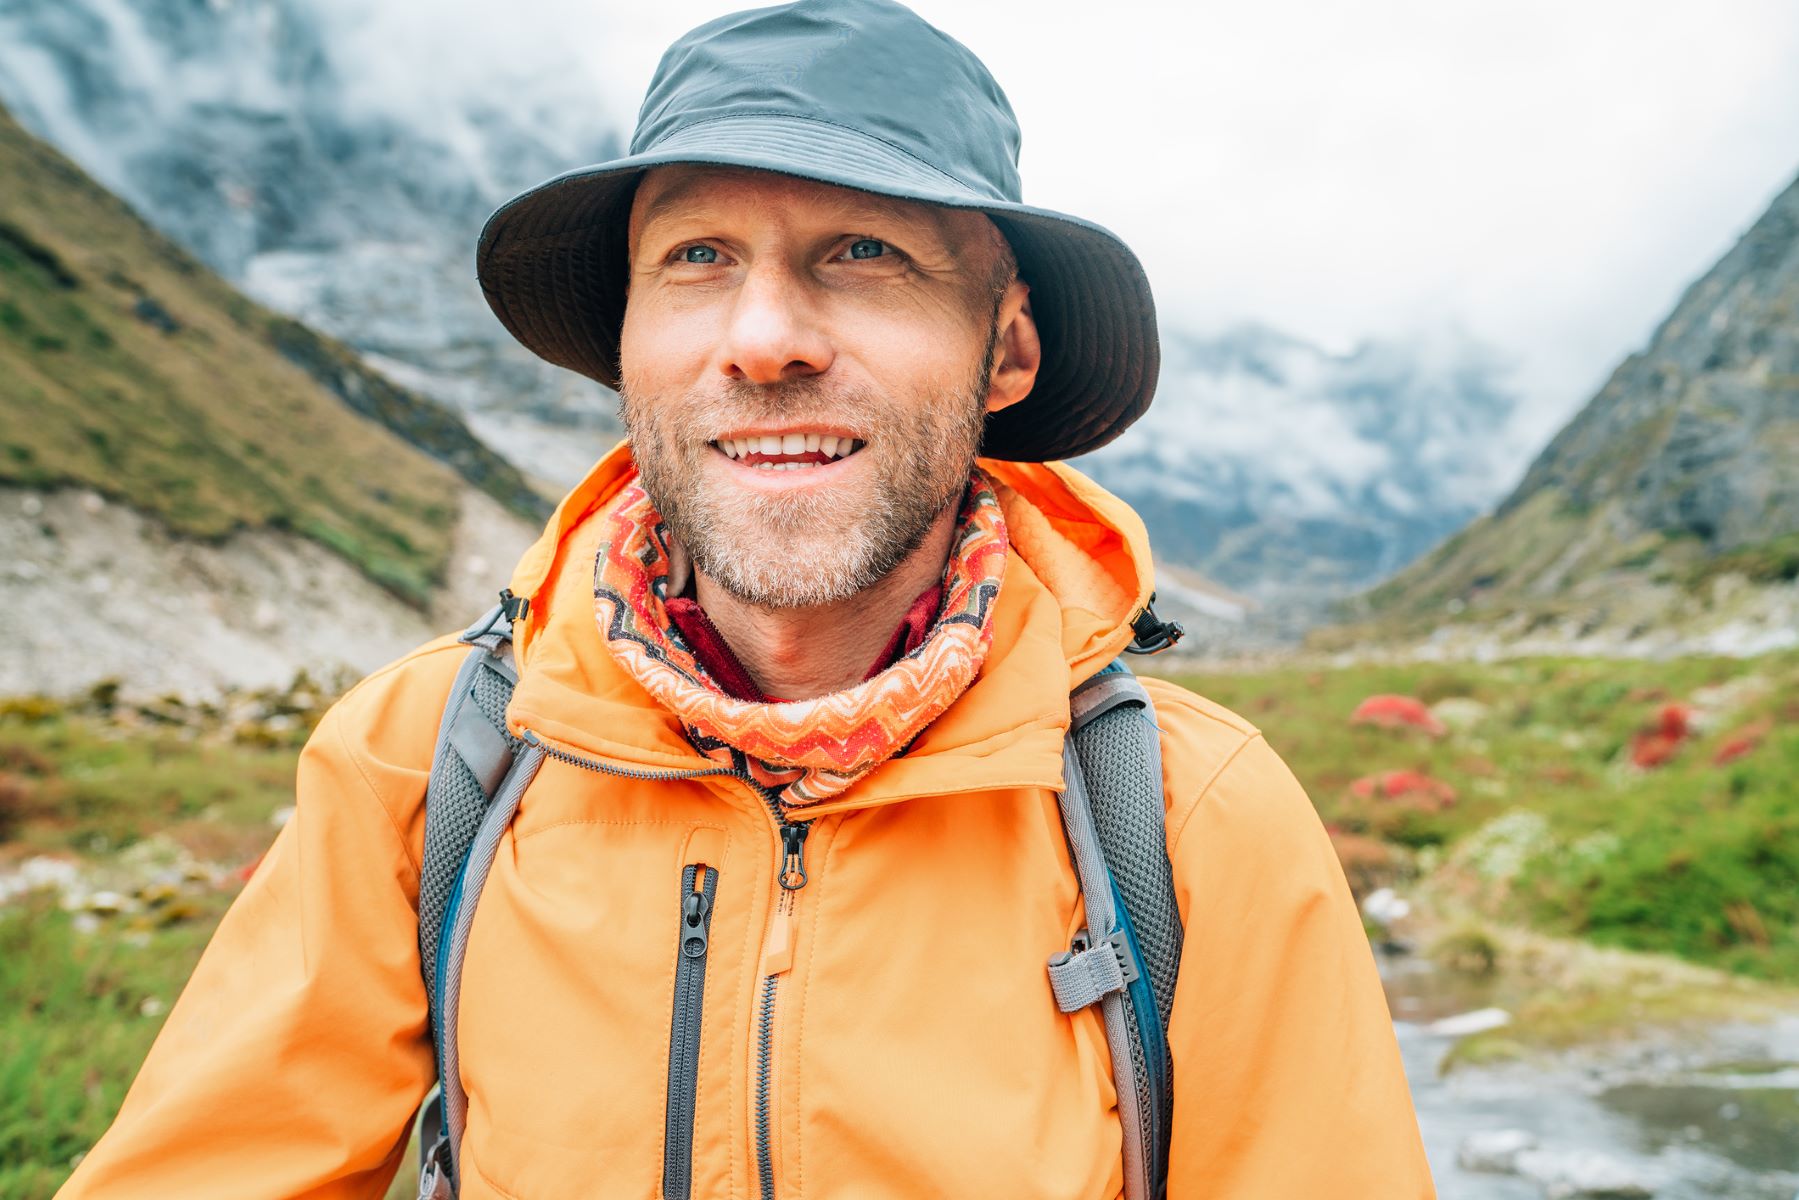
xmin=1324 ymin=173 xmax=1799 ymax=657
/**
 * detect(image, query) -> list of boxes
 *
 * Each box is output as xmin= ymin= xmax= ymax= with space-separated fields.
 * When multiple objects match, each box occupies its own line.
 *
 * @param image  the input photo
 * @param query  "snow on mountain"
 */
xmin=0 ymin=0 xmax=1536 ymax=605
xmin=1077 ymin=323 xmax=1530 ymax=598
xmin=0 ymin=0 xmax=622 ymax=479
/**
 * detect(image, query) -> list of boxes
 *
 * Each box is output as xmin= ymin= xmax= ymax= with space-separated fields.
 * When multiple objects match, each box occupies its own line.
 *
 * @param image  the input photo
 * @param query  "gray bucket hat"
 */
xmin=476 ymin=0 xmax=1159 ymax=462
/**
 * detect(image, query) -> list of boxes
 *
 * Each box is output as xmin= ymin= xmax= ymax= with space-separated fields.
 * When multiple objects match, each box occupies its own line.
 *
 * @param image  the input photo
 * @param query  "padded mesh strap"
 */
xmin=1071 ymin=666 xmax=1182 ymax=1028
xmin=1052 ymin=735 xmax=1152 ymax=1200
xmin=416 ymin=600 xmax=524 ymax=1198
xmin=1067 ymin=659 xmax=1182 ymax=1200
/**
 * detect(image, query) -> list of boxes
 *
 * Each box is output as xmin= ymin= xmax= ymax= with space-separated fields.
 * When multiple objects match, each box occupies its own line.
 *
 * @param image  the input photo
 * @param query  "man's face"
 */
xmin=618 ymin=165 xmax=1029 ymax=610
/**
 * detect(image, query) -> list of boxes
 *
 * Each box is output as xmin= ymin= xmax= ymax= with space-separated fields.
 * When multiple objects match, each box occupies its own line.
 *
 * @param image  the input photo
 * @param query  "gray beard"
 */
xmin=619 ymin=327 xmax=999 ymax=611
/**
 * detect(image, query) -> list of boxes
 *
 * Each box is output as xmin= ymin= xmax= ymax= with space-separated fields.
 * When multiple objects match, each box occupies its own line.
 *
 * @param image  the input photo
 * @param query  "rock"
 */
xmin=0 ymin=854 xmax=81 ymax=904
xmin=1427 ymin=1007 xmax=1512 ymax=1038
xmin=137 ymin=881 xmax=181 ymax=908
xmin=1515 ymin=1148 xmax=1655 ymax=1198
xmin=149 ymin=897 xmax=204 ymax=926
xmin=251 ymin=599 xmax=282 ymax=632
xmin=1457 ymin=1129 xmax=1537 ymax=1174
xmin=1431 ymin=697 xmax=1490 ymax=730
xmin=1361 ymin=887 xmax=1411 ymax=927
xmin=139 ymin=995 xmax=167 ymax=1018
xmin=81 ymin=889 xmax=130 ymax=916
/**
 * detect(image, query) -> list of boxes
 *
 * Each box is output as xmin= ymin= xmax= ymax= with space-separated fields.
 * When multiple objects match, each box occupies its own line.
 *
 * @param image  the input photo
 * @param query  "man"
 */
xmin=60 ymin=1 xmax=1435 ymax=1196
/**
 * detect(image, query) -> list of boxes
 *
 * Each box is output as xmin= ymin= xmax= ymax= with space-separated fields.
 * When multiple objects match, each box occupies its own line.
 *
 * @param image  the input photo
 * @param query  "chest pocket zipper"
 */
xmin=664 ymin=861 xmax=719 ymax=1200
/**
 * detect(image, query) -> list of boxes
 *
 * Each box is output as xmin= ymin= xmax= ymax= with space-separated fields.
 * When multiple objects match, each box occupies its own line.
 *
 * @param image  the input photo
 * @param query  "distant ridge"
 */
xmin=1322 ymin=172 xmax=1799 ymax=655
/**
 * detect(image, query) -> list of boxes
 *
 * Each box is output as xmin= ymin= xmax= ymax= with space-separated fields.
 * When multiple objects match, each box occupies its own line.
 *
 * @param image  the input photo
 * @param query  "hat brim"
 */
xmin=475 ymin=113 xmax=1158 ymax=462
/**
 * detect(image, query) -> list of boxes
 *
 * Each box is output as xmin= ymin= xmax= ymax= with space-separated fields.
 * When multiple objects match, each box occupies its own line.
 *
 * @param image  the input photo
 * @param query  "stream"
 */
xmin=1385 ymin=956 xmax=1799 ymax=1198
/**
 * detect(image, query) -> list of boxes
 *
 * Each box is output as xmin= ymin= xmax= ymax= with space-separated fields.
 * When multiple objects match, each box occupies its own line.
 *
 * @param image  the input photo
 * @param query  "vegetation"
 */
xmin=1160 ymin=647 xmax=1799 ymax=978
xmin=0 ymin=104 xmax=546 ymax=608
xmin=2 ymin=648 xmax=1796 ymax=1191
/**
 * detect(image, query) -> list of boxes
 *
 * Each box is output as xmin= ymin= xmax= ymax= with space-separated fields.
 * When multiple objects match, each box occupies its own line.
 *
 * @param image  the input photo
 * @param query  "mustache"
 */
xmin=661 ymin=377 xmax=894 ymax=438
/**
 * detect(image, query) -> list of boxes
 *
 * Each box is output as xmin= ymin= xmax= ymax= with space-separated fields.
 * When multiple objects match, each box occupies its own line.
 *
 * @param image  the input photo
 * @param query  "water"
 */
xmin=1386 ymin=958 xmax=1799 ymax=1199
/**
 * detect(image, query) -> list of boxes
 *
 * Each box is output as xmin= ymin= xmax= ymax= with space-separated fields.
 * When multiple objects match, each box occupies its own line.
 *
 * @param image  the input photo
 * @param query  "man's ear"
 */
xmin=985 ymin=279 xmax=1040 ymax=415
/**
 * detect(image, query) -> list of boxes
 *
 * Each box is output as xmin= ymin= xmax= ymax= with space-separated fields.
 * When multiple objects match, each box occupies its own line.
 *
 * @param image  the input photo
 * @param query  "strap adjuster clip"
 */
xmin=1072 ymin=927 xmax=1140 ymax=985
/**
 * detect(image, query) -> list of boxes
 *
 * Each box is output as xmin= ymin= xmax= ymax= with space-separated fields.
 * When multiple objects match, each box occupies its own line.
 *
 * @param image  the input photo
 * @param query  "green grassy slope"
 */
xmin=0 ymin=103 xmax=546 ymax=606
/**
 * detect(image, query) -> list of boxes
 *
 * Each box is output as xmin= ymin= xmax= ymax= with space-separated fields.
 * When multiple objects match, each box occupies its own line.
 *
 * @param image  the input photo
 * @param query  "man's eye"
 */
xmin=847 ymin=238 xmax=887 ymax=260
xmin=679 ymin=245 xmax=719 ymax=264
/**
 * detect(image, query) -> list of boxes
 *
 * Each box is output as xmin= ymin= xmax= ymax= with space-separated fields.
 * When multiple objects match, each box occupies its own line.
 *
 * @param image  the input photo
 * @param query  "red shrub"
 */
xmin=1348 ymin=769 xmax=1457 ymax=811
xmin=1350 ymin=694 xmax=1446 ymax=738
xmin=1713 ymin=717 xmax=1774 ymax=766
xmin=1630 ymin=701 xmax=1694 ymax=769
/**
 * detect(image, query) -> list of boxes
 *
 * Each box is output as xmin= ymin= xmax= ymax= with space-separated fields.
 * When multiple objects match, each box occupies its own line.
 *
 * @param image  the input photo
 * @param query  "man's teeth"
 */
xmin=715 ymin=435 xmax=861 ymax=464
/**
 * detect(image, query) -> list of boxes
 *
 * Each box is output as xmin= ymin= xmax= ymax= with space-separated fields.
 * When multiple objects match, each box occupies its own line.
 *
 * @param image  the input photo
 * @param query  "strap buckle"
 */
xmin=1125 ymin=593 xmax=1184 ymax=655
xmin=1047 ymin=926 xmax=1140 ymax=1013
xmin=498 ymin=588 xmax=530 ymax=626
xmin=1073 ymin=927 xmax=1141 ymax=985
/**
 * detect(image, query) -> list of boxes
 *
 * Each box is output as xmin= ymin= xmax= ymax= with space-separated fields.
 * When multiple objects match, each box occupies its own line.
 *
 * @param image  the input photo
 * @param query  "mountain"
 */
xmin=0 ymin=99 xmax=540 ymax=696
xmin=0 ymin=0 xmax=1546 ymax=615
xmin=1076 ymin=324 xmax=1528 ymax=600
xmin=0 ymin=0 xmax=622 ymax=483
xmin=1321 ymin=172 xmax=1799 ymax=657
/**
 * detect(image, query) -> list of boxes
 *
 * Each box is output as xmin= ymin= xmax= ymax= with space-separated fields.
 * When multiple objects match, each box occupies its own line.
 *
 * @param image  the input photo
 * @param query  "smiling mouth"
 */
xmin=711 ymin=433 xmax=865 ymax=471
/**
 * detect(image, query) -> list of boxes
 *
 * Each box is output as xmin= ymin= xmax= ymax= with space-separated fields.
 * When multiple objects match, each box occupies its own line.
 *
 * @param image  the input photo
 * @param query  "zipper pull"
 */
xmin=760 ymin=904 xmax=795 ymax=976
xmin=681 ymin=889 xmax=712 ymax=958
xmin=779 ymin=821 xmax=811 ymax=892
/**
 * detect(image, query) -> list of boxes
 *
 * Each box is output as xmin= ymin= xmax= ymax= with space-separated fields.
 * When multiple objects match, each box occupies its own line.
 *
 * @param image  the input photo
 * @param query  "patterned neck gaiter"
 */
xmin=593 ymin=469 xmax=1008 ymax=808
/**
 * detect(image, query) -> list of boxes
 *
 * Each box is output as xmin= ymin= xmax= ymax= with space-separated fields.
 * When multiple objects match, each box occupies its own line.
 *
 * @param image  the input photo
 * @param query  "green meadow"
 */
xmin=2 ymin=648 xmax=1795 ymax=1195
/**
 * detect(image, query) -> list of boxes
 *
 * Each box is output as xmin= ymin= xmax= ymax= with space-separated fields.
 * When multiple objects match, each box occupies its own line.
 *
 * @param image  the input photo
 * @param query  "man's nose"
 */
xmin=717 ymin=261 xmax=834 ymax=384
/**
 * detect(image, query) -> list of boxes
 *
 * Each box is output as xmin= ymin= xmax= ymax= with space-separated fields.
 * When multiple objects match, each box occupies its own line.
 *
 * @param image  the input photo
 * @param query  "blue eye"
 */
xmin=681 ymin=245 xmax=719 ymax=264
xmin=848 ymin=238 xmax=886 ymax=260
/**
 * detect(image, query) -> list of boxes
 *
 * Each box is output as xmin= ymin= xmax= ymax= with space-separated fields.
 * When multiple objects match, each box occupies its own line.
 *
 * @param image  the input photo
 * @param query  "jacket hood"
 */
xmin=498 ymin=441 xmax=1155 ymax=816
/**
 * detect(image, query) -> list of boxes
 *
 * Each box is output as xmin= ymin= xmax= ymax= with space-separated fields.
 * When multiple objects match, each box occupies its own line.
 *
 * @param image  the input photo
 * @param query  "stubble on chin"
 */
xmin=618 ymin=372 xmax=987 ymax=611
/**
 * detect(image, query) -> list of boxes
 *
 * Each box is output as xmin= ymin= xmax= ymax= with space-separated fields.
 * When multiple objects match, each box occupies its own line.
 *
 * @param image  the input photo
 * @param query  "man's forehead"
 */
xmin=631 ymin=164 xmax=972 ymax=239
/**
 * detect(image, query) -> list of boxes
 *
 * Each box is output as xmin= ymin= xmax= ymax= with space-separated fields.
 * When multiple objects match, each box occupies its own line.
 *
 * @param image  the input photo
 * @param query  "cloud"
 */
xmin=551 ymin=0 xmax=1799 ymax=448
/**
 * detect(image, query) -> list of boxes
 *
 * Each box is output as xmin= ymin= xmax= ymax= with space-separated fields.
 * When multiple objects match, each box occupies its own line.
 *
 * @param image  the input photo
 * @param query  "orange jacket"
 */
xmin=60 ymin=446 xmax=1434 ymax=1199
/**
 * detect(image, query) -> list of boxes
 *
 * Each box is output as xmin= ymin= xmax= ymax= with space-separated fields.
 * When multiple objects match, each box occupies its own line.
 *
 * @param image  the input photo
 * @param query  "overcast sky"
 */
xmin=334 ymin=0 xmax=1799 ymax=443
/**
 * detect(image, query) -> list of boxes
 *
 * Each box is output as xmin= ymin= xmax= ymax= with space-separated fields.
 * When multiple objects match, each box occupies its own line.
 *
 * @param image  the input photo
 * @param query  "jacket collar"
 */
xmin=501 ymin=442 xmax=1154 ymax=815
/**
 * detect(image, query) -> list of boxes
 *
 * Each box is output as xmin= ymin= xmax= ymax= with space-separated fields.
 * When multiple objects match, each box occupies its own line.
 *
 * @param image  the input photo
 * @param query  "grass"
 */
xmin=3 ymin=648 xmax=1797 ymax=1190
xmin=0 ymin=103 xmax=547 ymax=608
xmin=0 ymin=690 xmax=321 ymax=1199
xmin=1158 ymin=646 xmax=1799 ymax=979
xmin=0 ymin=892 xmax=230 ymax=1198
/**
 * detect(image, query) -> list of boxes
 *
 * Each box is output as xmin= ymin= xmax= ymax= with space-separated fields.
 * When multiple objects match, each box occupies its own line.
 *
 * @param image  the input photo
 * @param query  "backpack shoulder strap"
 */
xmin=1049 ymin=657 xmax=1183 ymax=1200
xmin=416 ymin=592 xmax=544 ymax=1200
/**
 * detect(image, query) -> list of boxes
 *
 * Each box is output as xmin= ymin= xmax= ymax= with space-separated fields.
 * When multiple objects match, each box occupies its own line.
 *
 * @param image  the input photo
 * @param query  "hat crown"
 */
xmin=633 ymin=0 xmax=1023 ymax=204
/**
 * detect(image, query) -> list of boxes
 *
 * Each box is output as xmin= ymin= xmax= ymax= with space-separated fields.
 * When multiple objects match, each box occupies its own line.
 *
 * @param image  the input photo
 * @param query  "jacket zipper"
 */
xmin=664 ymin=861 xmax=718 ymax=1200
xmin=754 ymin=820 xmax=810 ymax=1200
xmin=519 ymin=727 xmax=812 ymax=1200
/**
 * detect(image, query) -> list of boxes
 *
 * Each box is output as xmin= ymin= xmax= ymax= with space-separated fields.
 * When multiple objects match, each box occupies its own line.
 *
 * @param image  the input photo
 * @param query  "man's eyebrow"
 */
xmin=635 ymin=178 xmax=951 ymax=242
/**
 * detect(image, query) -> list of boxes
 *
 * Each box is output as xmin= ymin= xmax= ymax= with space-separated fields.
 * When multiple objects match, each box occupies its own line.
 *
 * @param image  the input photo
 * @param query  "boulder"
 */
xmin=1456 ymin=1129 xmax=1537 ymax=1174
xmin=1515 ymin=1148 xmax=1655 ymax=1198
